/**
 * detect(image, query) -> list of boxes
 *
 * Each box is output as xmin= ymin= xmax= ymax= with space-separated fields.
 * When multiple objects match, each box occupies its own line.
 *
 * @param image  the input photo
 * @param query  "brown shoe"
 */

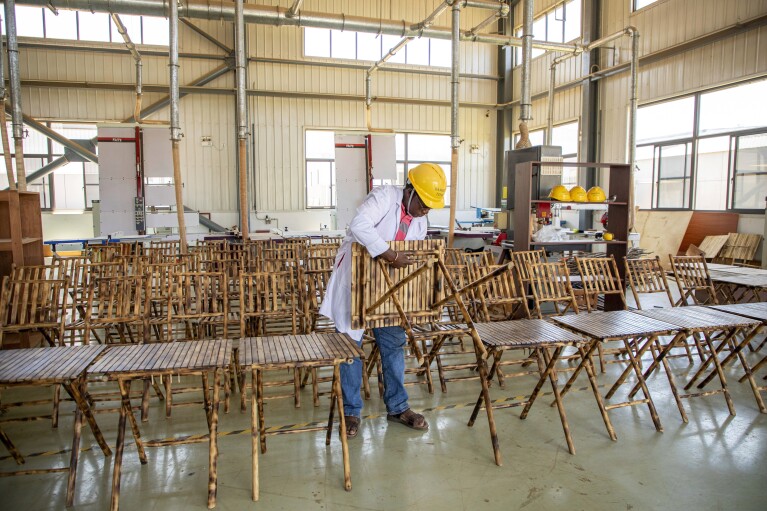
xmin=386 ymin=408 xmax=429 ymax=431
xmin=343 ymin=416 xmax=360 ymax=438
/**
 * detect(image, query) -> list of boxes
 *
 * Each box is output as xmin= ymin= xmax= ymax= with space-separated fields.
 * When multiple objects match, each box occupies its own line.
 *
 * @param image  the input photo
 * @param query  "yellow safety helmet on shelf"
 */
xmin=569 ymin=185 xmax=588 ymax=202
xmin=408 ymin=163 xmax=447 ymax=209
xmin=548 ymin=185 xmax=571 ymax=202
xmin=587 ymin=186 xmax=607 ymax=202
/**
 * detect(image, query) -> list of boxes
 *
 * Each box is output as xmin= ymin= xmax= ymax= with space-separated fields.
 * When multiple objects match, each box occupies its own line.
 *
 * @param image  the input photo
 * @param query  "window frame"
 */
xmin=513 ymin=0 xmax=582 ymax=66
xmin=304 ymin=129 xmax=337 ymax=210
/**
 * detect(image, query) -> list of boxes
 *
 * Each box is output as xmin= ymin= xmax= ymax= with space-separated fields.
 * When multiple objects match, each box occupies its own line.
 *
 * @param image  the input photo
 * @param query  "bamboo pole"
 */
xmin=172 ymin=141 xmax=188 ymax=252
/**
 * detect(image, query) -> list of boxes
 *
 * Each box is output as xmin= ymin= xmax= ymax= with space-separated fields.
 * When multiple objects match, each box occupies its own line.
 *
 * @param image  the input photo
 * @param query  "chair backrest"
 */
xmin=444 ymin=248 xmax=464 ymax=266
xmin=0 ymin=276 xmax=69 ymax=346
xmin=575 ymin=255 xmax=627 ymax=312
xmin=717 ymin=233 xmax=762 ymax=264
xmin=84 ymin=275 xmax=148 ymax=344
xmin=170 ymin=271 xmax=228 ymax=339
xmin=239 ymin=269 xmax=299 ymax=336
xmin=467 ymin=262 xmax=530 ymax=321
xmin=350 ymin=240 xmax=445 ymax=330
xmin=511 ymin=249 xmax=546 ymax=284
xmin=669 ymin=255 xmax=718 ymax=305
xmin=305 ymin=244 xmax=338 ymax=311
xmin=11 ymin=261 xmax=66 ymax=281
xmin=460 ymin=250 xmax=494 ymax=268
xmin=527 ymin=260 xmax=579 ymax=318
xmin=625 ymin=256 xmax=674 ymax=309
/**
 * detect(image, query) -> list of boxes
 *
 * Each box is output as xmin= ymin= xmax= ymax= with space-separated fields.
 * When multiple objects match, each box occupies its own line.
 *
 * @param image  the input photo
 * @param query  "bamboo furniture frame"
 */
xmin=526 ymin=261 xmax=579 ymax=318
xmin=551 ymin=310 xmax=683 ymax=438
xmin=625 ymin=256 xmax=675 ymax=309
xmin=575 ymin=255 xmax=627 ymax=313
xmin=0 ymin=345 xmax=112 ymax=507
xmin=632 ymin=306 xmax=764 ymax=418
xmin=239 ymin=333 xmax=364 ymax=501
xmin=669 ymin=255 xmax=718 ymax=306
xmin=87 ymin=340 xmax=231 ymax=511
xmin=467 ymin=320 xmax=588 ymax=456
xmin=0 ymin=277 xmax=69 ymax=348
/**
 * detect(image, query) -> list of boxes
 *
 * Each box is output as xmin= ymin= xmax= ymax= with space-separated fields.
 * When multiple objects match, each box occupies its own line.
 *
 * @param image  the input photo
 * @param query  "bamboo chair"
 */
xmin=625 ymin=256 xmax=699 ymax=363
xmin=669 ymin=255 xmax=718 ymax=306
xmin=460 ymin=250 xmax=495 ymax=268
xmin=149 ymin=240 xmax=180 ymax=260
xmin=82 ymin=275 xmax=149 ymax=345
xmin=65 ymin=261 xmax=127 ymax=345
xmin=238 ymin=269 xmax=304 ymax=409
xmin=10 ymin=261 xmax=66 ymax=281
xmin=511 ymin=249 xmax=546 ymax=300
xmin=574 ymin=255 xmax=627 ymax=313
xmin=0 ymin=277 xmax=69 ymax=348
xmin=527 ymin=261 xmax=580 ymax=319
xmin=305 ymin=244 xmax=338 ymax=333
xmin=88 ymin=243 xmax=124 ymax=262
xmin=170 ymin=271 xmax=229 ymax=341
xmin=444 ymin=247 xmax=464 ymax=265
xmin=145 ymin=262 xmax=180 ymax=342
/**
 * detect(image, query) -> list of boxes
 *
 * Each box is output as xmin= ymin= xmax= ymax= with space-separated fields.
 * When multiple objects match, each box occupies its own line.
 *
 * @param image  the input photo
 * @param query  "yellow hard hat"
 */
xmin=569 ymin=185 xmax=587 ymax=202
xmin=548 ymin=185 xmax=571 ymax=202
xmin=587 ymin=186 xmax=606 ymax=202
xmin=408 ymin=163 xmax=447 ymax=209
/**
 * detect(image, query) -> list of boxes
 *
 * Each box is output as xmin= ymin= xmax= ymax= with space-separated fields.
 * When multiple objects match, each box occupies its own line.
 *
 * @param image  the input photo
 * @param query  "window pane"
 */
xmin=53 ymin=162 xmax=86 ymax=210
xmin=657 ymin=179 xmax=688 ymax=209
xmin=561 ymin=157 xmax=578 ymax=188
xmin=532 ymin=17 xmax=546 ymax=58
xmin=15 ymin=6 xmax=44 ymax=37
xmin=563 ymin=0 xmax=582 ymax=42
xmin=551 ymin=121 xmax=579 ymax=156
xmin=657 ymin=143 xmax=690 ymax=208
xmin=634 ymin=0 xmax=658 ymax=10
xmin=304 ymin=27 xmax=330 ymax=57
xmin=694 ymin=136 xmax=729 ymax=211
xmin=699 ymin=79 xmax=767 ymax=136
xmin=514 ymin=129 xmax=545 ymax=147
xmin=547 ymin=10 xmax=564 ymax=44
xmin=305 ymin=130 xmax=335 ymax=159
xmin=306 ymin=161 xmax=333 ymax=208
xmin=658 ymin=144 xmax=689 ymax=179
xmin=142 ymin=16 xmax=169 ymax=46
xmin=634 ymin=145 xmax=654 ymax=209
xmin=330 ymin=30 xmax=356 ymax=60
xmin=28 ymin=176 xmax=51 ymax=209
xmin=21 ymin=123 xmax=50 ymax=154
xmin=78 ymin=11 xmax=110 ymax=42
xmin=733 ymin=133 xmax=767 ymax=210
xmin=514 ymin=27 xmax=523 ymax=65
xmin=429 ymin=38 xmax=451 ymax=68
xmin=381 ymin=35 xmax=406 ymax=64
xmin=636 ymin=96 xmax=694 ymax=144
xmin=406 ymin=37 xmax=429 ymax=66
xmin=357 ymin=32 xmax=381 ymax=61
xmin=407 ymin=134 xmax=450 ymax=162
xmin=44 ymin=9 xmax=78 ymax=40
xmin=395 ymin=134 xmax=405 ymax=161
xmin=111 ymin=14 xmax=141 ymax=44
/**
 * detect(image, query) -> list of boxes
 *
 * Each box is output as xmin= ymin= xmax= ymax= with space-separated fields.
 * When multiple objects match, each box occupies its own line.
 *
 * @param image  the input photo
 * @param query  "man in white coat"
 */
xmin=320 ymin=163 xmax=447 ymax=438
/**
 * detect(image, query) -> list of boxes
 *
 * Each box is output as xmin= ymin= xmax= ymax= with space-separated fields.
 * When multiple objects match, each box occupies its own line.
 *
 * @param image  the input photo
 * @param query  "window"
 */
xmin=395 ymin=133 xmax=452 ymax=207
xmin=514 ymin=0 xmax=581 ymax=64
xmin=634 ymin=78 xmax=767 ymax=212
xmin=1 ymin=4 xmax=168 ymax=45
xmin=513 ymin=129 xmax=545 ymax=148
xmin=552 ymin=121 xmax=579 ymax=186
xmin=632 ymin=0 xmax=659 ymax=12
xmin=0 ymin=122 xmax=99 ymax=211
xmin=305 ymin=130 xmax=336 ymax=209
xmin=303 ymin=28 xmax=451 ymax=67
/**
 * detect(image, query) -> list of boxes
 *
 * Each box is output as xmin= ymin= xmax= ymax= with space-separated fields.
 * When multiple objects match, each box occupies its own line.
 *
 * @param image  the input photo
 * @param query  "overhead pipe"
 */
xmin=235 ymin=0 xmax=249 ymax=240
xmin=16 ymin=1 xmax=581 ymax=53
xmin=515 ymin=0 xmax=533 ymax=149
xmin=4 ymin=0 xmax=26 ymax=190
xmin=446 ymin=1 xmax=460 ymax=249
xmin=286 ymin=0 xmax=303 ymax=18
xmin=169 ymin=0 xmax=188 ymax=252
xmin=466 ymin=10 xmax=504 ymax=38
xmin=366 ymin=1 xmax=451 ymax=131
xmin=0 ymin=16 xmax=15 ymax=190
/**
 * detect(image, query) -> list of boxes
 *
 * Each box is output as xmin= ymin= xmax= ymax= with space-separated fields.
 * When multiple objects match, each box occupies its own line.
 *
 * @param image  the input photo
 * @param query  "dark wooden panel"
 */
xmin=679 ymin=211 xmax=739 ymax=255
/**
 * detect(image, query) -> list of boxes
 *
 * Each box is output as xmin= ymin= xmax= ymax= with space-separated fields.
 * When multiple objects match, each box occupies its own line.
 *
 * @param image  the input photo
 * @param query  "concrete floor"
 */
xmin=2 ymin=294 xmax=767 ymax=510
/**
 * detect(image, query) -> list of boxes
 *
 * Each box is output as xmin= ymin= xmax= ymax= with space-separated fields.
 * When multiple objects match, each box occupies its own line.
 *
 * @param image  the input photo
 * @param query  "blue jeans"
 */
xmin=340 ymin=326 xmax=409 ymax=418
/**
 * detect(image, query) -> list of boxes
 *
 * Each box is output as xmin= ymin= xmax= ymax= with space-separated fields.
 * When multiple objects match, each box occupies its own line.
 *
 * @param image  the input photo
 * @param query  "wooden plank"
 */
xmin=679 ymin=212 xmax=739 ymax=255
xmin=697 ymin=235 xmax=730 ymax=259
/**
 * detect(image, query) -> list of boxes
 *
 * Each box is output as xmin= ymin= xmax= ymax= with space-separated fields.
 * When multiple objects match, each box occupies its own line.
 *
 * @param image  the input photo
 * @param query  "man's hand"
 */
xmin=380 ymin=248 xmax=414 ymax=268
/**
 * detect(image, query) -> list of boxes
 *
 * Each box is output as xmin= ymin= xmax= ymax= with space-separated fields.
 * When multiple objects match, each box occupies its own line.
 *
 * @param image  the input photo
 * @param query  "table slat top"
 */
xmin=709 ymin=302 xmax=767 ymax=323
xmin=0 ymin=345 xmax=107 ymax=384
xmin=475 ymin=320 xmax=585 ymax=348
xmin=88 ymin=340 xmax=232 ymax=377
xmin=240 ymin=333 xmax=364 ymax=367
xmin=551 ymin=310 xmax=679 ymax=339
xmin=633 ymin=305 xmax=760 ymax=330
xmin=710 ymin=274 xmax=767 ymax=287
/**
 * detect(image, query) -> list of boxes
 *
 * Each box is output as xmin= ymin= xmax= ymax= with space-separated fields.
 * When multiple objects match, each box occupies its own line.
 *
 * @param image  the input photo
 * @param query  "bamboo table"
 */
xmin=0 ymin=345 xmax=112 ymax=507
xmin=239 ymin=333 xmax=364 ymax=501
xmin=707 ymin=302 xmax=767 ymax=412
xmin=631 ymin=306 xmax=762 ymax=418
xmin=87 ymin=340 xmax=232 ymax=511
xmin=709 ymin=274 xmax=767 ymax=303
xmin=467 ymin=320 xmax=592 ymax=459
xmin=551 ymin=310 xmax=682 ymax=437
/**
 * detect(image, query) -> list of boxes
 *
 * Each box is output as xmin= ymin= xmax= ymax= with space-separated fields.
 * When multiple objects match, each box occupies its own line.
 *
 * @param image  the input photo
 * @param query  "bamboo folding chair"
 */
xmin=444 ymin=247 xmax=464 ymax=265
xmin=144 ymin=262 xmax=179 ymax=342
xmin=0 ymin=277 xmax=69 ymax=348
xmin=460 ymin=250 xmax=495 ymax=268
xmin=238 ymin=270 xmax=304 ymax=409
xmin=511 ymin=249 xmax=546 ymax=301
xmin=202 ymin=250 xmax=244 ymax=337
xmin=170 ymin=271 xmax=229 ymax=341
xmin=82 ymin=275 xmax=149 ymax=345
xmin=575 ymin=255 xmax=628 ymax=313
xmin=149 ymin=240 xmax=180 ymax=260
xmin=10 ymin=261 xmax=66 ymax=281
xmin=527 ymin=261 xmax=580 ymax=319
xmin=305 ymin=244 xmax=338 ymax=333
xmin=88 ymin=243 xmax=123 ymax=262
xmin=64 ymin=261 xmax=128 ymax=345
xmin=669 ymin=255 xmax=718 ymax=306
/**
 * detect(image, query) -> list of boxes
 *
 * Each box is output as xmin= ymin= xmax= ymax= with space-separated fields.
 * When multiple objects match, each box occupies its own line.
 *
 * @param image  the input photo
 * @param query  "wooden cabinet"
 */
xmin=0 ymin=190 xmax=44 ymax=278
xmin=512 ymin=161 xmax=630 ymax=311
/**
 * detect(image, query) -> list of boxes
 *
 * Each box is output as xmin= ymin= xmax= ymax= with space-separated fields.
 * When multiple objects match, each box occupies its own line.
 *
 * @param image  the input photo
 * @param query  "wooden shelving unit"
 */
xmin=513 ymin=161 xmax=630 ymax=311
xmin=0 ymin=190 xmax=44 ymax=279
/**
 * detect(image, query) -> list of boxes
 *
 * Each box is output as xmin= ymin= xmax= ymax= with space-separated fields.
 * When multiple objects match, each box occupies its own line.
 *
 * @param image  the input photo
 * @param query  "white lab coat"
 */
xmin=320 ymin=186 xmax=427 ymax=341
